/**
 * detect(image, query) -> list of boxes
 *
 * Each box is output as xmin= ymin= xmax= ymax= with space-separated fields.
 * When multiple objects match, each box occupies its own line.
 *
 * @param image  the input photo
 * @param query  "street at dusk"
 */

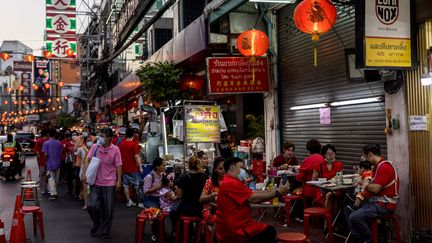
xmin=1 ymin=0 xmax=432 ymax=243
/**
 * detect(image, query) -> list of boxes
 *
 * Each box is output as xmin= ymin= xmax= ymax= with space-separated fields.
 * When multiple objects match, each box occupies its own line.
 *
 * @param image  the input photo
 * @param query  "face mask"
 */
xmin=237 ymin=168 xmax=247 ymax=182
xmin=97 ymin=136 xmax=105 ymax=145
xmin=82 ymin=132 xmax=89 ymax=137
xmin=86 ymin=141 xmax=93 ymax=148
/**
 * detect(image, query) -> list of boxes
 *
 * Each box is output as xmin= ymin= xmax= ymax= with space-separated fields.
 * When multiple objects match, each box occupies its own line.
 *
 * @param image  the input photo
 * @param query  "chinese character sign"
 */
xmin=46 ymin=0 xmax=76 ymax=11
xmin=185 ymin=105 xmax=221 ymax=143
xmin=46 ymin=13 xmax=76 ymax=35
xmin=207 ymin=57 xmax=270 ymax=94
xmin=46 ymin=37 xmax=76 ymax=58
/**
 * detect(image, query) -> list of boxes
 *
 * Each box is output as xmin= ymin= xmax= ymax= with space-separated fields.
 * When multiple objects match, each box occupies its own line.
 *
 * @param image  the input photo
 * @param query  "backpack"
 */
xmin=116 ymin=137 xmax=123 ymax=146
xmin=137 ymin=172 xmax=155 ymax=203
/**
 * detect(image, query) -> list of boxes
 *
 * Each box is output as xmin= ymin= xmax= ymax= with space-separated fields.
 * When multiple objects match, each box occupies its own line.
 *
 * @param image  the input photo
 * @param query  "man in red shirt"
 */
xmin=60 ymin=132 xmax=75 ymax=194
xmin=216 ymin=157 xmax=290 ymax=243
xmin=272 ymin=141 xmax=298 ymax=169
xmin=118 ymin=128 xmax=143 ymax=207
xmin=35 ymin=129 xmax=49 ymax=194
xmin=347 ymin=144 xmax=399 ymax=243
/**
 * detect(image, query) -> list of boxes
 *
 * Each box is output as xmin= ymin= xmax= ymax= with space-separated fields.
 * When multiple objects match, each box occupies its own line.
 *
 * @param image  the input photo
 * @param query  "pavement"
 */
xmin=0 ymin=155 xmax=359 ymax=243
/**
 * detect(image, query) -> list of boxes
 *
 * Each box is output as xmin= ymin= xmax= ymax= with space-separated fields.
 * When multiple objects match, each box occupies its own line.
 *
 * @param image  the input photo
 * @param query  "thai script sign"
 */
xmin=409 ymin=115 xmax=428 ymax=131
xmin=207 ymin=57 xmax=270 ymax=94
xmin=185 ymin=105 xmax=221 ymax=143
xmin=363 ymin=0 xmax=412 ymax=68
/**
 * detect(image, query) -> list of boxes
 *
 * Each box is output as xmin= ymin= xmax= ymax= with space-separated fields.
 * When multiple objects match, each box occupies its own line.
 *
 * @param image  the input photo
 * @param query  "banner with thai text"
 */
xmin=185 ymin=105 xmax=221 ymax=143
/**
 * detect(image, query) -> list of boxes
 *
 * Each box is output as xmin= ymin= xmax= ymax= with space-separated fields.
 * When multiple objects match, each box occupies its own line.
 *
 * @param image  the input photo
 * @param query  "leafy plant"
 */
xmin=56 ymin=112 xmax=79 ymax=129
xmin=136 ymin=61 xmax=184 ymax=103
xmin=245 ymin=114 xmax=264 ymax=139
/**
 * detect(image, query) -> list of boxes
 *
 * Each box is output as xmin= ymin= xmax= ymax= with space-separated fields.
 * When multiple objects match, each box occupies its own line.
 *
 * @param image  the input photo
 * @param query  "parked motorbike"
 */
xmin=0 ymin=150 xmax=24 ymax=181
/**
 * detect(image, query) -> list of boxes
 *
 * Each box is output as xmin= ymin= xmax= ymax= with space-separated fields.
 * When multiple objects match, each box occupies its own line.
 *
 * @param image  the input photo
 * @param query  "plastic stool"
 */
xmin=283 ymin=195 xmax=306 ymax=226
xmin=371 ymin=214 xmax=402 ymax=243
xmin=20 ymin=182 xmax=40 ymax=206
xmin=135 ymin=212 xmax=149 ymax=243
xmin=175 ymin=216 xmax=202 ymax=243
xmin=303 ymin=207 xmax=334 ymax=243
xmin=277 ymin=232 xmax=310 ymax=243
xmin=157 ymin=212 xmax=169 ymax=243
xmin=22 ymin=206 xmax=44 ymax=239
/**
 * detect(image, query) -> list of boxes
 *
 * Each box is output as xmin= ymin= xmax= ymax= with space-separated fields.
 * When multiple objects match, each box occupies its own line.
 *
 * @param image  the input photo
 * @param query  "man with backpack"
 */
xmin=112 ymin=127 xmax=126 ymax=146
xmin=2 ymin=133 xmax=23 ymax=180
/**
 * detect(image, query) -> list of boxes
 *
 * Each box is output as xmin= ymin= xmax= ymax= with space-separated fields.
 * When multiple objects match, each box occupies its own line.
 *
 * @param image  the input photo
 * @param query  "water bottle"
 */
xmin=272 ymin=182 xmax=279 ymax=205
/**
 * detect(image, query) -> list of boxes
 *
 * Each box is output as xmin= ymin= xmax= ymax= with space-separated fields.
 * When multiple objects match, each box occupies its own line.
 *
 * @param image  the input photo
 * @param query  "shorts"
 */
xmin=122 ymin=173 xmax=140 ymax=188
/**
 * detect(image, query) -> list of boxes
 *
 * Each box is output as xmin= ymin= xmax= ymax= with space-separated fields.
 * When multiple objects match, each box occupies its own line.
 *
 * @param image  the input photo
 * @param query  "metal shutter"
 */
xmin=277 ymin=4 xmax=387 ymax=169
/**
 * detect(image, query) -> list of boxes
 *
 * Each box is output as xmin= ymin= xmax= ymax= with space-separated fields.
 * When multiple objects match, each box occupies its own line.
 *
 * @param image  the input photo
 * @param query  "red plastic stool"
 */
xmin=303 ymin=207 xmax=334 ymax=243
xmin=135 ymin=212 xmax=149 ymax=243
xmin=22 ymin=206 xmax=44 ymax=239
xmin=283 ymin=195 xmax=306 ymax=226
xmin=157 ymin=212 xmax=169 ymax=243
xmin=277 ymin=232 xmax=310 ymax=243
xmin=175 ymin=216 xmax=202 ymax=243
xmin=371 ymin=214 xmax=402 ymax=243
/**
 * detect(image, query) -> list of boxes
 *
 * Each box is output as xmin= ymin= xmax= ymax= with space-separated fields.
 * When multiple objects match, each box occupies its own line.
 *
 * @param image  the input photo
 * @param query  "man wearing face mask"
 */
xmin=216 ymin=157 xmax=290 ymax=243
xmin=86 ymin=128 xmax=122 ymax=239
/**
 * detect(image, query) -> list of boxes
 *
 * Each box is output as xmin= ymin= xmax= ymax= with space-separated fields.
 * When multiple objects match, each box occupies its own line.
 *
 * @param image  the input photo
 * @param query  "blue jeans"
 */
xmin=143 ymin=195 xmax=160 ymax=209
xmin=347 ymin=201 xmax=393 ymax=242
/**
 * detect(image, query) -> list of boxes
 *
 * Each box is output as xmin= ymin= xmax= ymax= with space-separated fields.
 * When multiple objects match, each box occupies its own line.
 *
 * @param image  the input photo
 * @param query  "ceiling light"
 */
xmin=330 ymin=96 xmax=383 ymax=107
xmin=290 ymin=103 xmax=328 ymax=110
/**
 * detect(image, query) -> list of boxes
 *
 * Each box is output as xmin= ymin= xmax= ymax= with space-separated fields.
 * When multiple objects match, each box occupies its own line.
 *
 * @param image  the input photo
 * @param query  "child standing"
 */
xmin=353 ymin=160 xmax=374 ymax=208
xmin=159 ymin=176 xmax=177 ymax=213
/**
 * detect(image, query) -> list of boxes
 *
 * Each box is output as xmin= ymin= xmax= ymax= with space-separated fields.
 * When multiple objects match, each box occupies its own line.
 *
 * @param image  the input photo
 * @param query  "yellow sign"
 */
xmin=185 ymin=105 xmax=221 ymax=143
xmin=365 ymin=37 xmax=411 ymax=67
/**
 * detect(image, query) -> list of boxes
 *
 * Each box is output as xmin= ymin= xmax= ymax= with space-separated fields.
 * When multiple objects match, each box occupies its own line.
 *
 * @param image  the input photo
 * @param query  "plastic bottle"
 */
xmin=272 ymin=182 xmax=279 ymax=205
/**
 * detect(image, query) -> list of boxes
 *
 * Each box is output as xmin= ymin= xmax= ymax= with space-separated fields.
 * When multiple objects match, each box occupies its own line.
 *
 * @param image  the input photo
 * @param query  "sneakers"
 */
xmin=126 ymin=199 xmax=137 ymax=207
xmin=48 ymin=195 xmax=58 ymax=200
xmin=137 ymin=203 xmax=144 ymax=208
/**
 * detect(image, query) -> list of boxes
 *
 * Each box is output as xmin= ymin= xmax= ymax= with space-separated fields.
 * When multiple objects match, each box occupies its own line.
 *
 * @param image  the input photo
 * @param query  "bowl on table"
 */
xmin=343 ymin=178 xmax=353 ymax=184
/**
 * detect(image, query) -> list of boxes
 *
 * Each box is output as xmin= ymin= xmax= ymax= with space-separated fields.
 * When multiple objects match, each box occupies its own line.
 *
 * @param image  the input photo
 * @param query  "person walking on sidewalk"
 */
xmin=86 ymin=128 xmax=122 ymax=239
xmin=119 ymin=128 xmax=143 ymax=207
xmin=35 ymin=129 xmax=49 ymax=194
xmin=61 ymin=132 xmax=75 ymax=195
xmin=42 ymin=128 xmax=63 ymax=200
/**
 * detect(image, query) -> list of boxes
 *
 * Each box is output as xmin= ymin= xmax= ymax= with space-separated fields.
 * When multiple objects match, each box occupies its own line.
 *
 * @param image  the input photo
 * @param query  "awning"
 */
xmin=100 ymin=73 xmax=142 ymax=107
xmin=143 ymin=15 xmax=207 ymax=65
xmin=206 ymin=0 xmax=249 ymax=24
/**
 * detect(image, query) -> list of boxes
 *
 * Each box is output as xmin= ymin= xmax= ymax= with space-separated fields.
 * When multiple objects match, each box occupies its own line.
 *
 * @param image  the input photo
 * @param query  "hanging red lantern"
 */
xmin=44 ymin=50 xmax=53 ymax=59
xmin=58 ymin=81 xmax=64 ymax=87
xmin=44 ymin=83 xmax=50 ymax=89
xmin=18 ymin=85 xmax=24 ymax=91
xmin=24 ymin=54 xmax=35 ymax=62
xmin=237 ymin=29 xmax=270 ymax=57
xmin=181 ymin=75 xmax=204 ymax=92
xmin=0 ymin=52 xmax=10 ymax=61
xmin=293 ymin=0 xmax=337 ymax=66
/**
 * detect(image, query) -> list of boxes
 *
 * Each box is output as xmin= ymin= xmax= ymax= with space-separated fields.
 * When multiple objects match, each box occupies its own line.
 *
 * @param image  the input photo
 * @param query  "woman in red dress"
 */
xmin=199 ymin=157 xmax=225 ymax=224
xmin=313 ymin=144 xmax=343 ymax=212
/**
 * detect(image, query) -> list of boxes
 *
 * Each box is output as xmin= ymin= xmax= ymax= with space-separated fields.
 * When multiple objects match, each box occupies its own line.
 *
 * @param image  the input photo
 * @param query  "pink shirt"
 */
xmin=87 ymin=144 xmax=122 ymax=187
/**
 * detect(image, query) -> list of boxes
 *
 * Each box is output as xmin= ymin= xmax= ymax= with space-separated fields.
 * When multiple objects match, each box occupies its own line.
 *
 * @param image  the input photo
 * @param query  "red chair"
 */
xmin=277 ymin=232 xmax=310 ymax=243
xmin=283 ymin=195 xmax=306 ymax=226
xmin=22 ymin=205 xmax=44 ymax=239
xmin=135 ymin=212 xmax=149 ymax=243
xmin=371 ymin=214 xmax=402 ymax=243
xmin=175 ymin=216 xmax=202 ymax=243
xmin=303 ymin=207 xmax=334 ymax=243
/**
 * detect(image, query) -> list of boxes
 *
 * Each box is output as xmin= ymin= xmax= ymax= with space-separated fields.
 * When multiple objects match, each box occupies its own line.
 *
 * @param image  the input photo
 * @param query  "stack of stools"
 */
xmin=277 ymin=232 xmax=310 ymax=243
xmin=20 ymin=179 xmax=44 ymax=239
xmin=283 ymin=195 xmax=306 ymax=226
xmin=370 ymin=214 xmax=402 ymax=243
xmin=303 ymin=207 xmax=334 ymax=243
xmin=175 ymin=216 xmax=203 ymax=243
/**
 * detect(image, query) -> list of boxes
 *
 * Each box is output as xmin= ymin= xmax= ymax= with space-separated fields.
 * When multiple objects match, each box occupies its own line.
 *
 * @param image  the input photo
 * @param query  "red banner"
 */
xmin=207 ymin=57 xmax=270 ymax=94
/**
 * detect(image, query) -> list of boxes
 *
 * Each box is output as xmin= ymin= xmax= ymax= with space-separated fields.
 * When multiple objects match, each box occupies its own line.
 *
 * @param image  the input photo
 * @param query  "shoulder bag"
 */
xmin=85 ymin=146 xmax=100 ymax=185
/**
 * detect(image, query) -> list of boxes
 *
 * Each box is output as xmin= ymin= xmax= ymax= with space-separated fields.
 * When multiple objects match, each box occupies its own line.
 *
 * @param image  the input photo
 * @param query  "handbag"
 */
xmin=85 ymin=146 xmax=100 ymax=186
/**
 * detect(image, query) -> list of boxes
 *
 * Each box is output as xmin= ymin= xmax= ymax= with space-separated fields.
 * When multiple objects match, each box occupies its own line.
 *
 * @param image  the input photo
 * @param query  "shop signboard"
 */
xmin=185 ymin=105 xmax=221 ymax=143
xmin=46 ymin=0 xmax=76 ymax=12
xmin=207 ymin=57 xmax=270 ymax=94
xmin=45 ymin=36 xmax=77 ymax=59
xmin=34 ymin=58 xmax=51 ymax=98
xmin=357 ymin=0 xmax=414 ymax=68
xmin=46 ymin=12 xmax=76 ymax=35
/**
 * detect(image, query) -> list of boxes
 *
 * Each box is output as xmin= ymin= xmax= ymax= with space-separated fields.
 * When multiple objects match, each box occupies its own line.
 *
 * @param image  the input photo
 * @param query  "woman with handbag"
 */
xmin=85 ymin=128 xmax=122 ymax=239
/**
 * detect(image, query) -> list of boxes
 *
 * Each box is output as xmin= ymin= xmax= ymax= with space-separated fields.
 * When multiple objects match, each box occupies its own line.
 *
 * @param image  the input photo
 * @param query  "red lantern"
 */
xmin=0 ymin=52 xmax=10 ymax=61
xmin=18 ymin=85 xmax=24 ymax=91
xmin=58 ymin=81 xmax=64 ymax=87
xmin=181 ymin=75 xmax=204 ymax=92
xmin=24 ymin=54 xmax=35 ymax=62
xmin=44 ymin=83 xmax=50 ymax=89
xmin=293 ymin=0 xmax=337 ymax=66
xmin=65 ymin=49 xmax=75 ymax=57
xmin=33 ymin=84 xmax=39 ymax=90
xmin=44 ymin=50 xmax=53 ymax=59
xmin=237 ymin=30 xmax=269 ymax=57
